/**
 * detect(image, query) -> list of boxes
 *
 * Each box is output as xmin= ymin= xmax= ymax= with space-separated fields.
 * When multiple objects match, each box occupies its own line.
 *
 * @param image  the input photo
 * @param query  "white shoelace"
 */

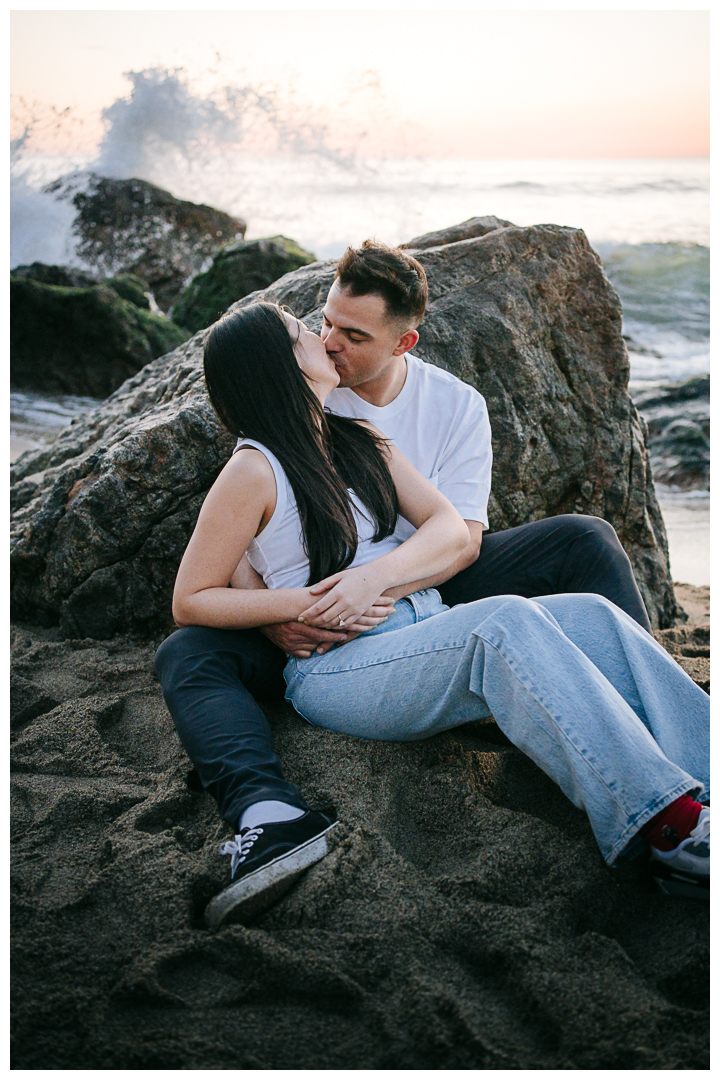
xmin=689 ymin=809 xmax=710 ymax=847
xmin=218 ymin=826 xmax=264 ymax=877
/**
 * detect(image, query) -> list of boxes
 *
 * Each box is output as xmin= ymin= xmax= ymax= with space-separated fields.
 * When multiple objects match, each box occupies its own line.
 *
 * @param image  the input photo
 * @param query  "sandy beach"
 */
xmin=10 ymin=576 xmax=709 ymax=1068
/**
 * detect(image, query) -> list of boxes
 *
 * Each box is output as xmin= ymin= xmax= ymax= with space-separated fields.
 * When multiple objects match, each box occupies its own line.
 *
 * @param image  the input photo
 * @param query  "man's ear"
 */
xmin=392 ymin=327 xmax=419 ymax=356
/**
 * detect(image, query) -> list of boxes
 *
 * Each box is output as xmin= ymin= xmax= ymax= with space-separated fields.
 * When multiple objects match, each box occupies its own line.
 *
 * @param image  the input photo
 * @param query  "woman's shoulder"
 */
xmin=197 ymin=442 xmax=277 ymax=533
xmin=221 ymin=444 xmax=277 ymax=489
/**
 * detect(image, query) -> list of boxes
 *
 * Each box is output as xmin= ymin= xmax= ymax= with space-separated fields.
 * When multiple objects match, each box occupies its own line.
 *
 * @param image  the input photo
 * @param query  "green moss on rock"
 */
xmin=171 ymin=235 xmax=317 ymax=333
xmin=105 ymin=273 xmax=151 ymax=310
xmin=10 ymin=277 xmax=189 ymax=398
xmin=12 ymin=262 xmax=154 ymax=311
xmin=11 ymin=262 xmax=96 ymax=289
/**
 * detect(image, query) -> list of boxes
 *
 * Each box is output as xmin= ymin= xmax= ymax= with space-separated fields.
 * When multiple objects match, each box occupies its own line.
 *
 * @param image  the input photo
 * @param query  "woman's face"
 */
xmin=283 ymin=311 xmax=340 ymax=399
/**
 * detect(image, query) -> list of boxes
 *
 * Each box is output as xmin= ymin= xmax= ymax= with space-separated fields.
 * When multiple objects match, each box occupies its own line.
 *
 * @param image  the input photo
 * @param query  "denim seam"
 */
xmin=480 ymin=632 xmax=704 ymax=864
xmin=479 ymin=634 xmax=633 ymax=819
xmin=606 ymin=778 xmax=704 ymax=866
xmin=283 ymin=690 xmax=318 ymax=726
xmin=299 ymin=641 xmax=469 ymax=676
xmin=599 ymin=603 xmax=674 ymax=729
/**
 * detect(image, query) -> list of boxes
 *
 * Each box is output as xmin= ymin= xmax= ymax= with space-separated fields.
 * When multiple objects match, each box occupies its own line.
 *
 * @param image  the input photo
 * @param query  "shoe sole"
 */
xmin=651 ymin=861 xmax=709 ymax=901
xmin=205 ymin=822 xmax=336 ymax=929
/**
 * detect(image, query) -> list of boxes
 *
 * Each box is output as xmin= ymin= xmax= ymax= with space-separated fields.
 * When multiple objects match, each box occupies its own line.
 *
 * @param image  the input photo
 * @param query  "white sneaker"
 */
xmin=650 ymin=806 xmax=709 ymax=900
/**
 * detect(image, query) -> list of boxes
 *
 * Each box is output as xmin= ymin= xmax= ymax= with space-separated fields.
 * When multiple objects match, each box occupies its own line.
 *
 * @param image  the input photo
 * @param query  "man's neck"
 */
xmin=349 ymin=353 xmax=408 ymax=407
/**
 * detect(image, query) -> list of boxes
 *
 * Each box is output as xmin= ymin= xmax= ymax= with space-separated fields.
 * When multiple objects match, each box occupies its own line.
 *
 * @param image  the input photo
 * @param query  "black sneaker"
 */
xmin=205 ymin=810 xmax=337 ymax=928
xmin=649 ymin=807 xmax=710 ymax=900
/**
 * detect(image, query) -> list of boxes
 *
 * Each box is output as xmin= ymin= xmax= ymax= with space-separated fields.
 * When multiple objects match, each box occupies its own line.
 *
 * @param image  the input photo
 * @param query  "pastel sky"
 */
xmin=11 ymin=9 xmax=709 ymax=158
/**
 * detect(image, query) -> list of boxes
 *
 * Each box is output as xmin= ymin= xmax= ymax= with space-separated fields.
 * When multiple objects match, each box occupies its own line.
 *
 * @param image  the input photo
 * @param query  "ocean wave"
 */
xmin=596 ymin=241 xmax=709 ymax=345
xmin=611 ymin=180 xmax=708 ymax=195
xmin=495 ymin=181 xmax=545 ymax=190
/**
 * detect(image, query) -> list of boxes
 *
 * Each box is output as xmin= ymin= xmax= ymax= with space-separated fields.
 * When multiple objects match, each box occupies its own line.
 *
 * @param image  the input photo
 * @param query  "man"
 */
xmin=234 ymin=240 xmax=650 ymax=659
xmin=156 ymin=240 xmax=653 ymax=927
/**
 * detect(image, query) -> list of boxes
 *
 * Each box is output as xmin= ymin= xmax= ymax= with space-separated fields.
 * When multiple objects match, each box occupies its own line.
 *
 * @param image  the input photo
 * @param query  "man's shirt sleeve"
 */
xmin=436 ymin=390 xmax=493 ymax=528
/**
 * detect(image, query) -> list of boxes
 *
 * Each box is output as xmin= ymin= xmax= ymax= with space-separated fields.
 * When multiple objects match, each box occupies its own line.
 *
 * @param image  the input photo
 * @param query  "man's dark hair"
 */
xmin=335 ymin=239 xmax=428 ymax=323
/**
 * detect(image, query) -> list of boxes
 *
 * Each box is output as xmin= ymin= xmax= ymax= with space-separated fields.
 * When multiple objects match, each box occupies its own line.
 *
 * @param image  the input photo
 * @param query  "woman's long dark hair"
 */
xmin=204 ymin=302 xmax=399 ymax=585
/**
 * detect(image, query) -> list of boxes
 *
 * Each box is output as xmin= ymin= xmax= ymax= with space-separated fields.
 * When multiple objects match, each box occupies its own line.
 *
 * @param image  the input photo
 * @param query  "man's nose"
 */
xmin=323 ymin=326 xmax=342 ymax=353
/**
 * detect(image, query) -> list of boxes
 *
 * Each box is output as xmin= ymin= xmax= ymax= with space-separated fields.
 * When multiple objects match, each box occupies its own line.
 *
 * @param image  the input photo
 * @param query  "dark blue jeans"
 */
xmin=154 ymin=515 xmax=651 ymax=829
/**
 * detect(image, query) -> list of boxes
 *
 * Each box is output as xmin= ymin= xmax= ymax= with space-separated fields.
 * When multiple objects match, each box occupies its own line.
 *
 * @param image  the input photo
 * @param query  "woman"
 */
xmin=171 ymin=303 xmax=709 ymax=928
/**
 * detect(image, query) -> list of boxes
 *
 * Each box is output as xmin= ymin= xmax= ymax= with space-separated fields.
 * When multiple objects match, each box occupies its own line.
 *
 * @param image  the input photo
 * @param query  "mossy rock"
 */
xmin=47 ymin=174 xmax=247 ymax=312
xmin=11 ymin=262 xmax=96 ymax=289
xmin=105 ymin=273 xmax=151 ymax=310
xmin=171 ymin=235 xmax=317 ymax=333
xmin=12 ymin=262 xmax=153 ymax=311
xmin=10 ymin=277 xmax=189 ymax=398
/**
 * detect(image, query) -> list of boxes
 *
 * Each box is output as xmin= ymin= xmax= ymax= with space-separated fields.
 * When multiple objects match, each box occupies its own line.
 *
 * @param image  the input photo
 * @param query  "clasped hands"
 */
xmin=262 ymin=565 xmax=396 ymax=659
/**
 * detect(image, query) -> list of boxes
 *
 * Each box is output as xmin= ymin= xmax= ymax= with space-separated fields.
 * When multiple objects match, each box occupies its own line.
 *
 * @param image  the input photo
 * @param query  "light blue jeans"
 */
xmin=284 ymin=591 xmax=709 ymax=865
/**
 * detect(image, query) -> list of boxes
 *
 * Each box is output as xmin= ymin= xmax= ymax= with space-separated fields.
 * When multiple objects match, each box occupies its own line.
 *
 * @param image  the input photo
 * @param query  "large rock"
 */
xmin=632 ymin=375 xmax=709 ymax=491
xmin=10 ymin=274 xmax=189 ymax=398
xmin=10 ymin=221 xmax=679 ymax=635
xmin=9 ymin=621 xmax=709 ymax=1069
xmin=45 ymin=173 xmax=247 ymax=311
xmin=172 ymin=236 xmax=317 ymax=333
xmin=402 ymin=215 xmax=514 ymax=250
xmin=11 ymin=262 xmax=97 ymax=289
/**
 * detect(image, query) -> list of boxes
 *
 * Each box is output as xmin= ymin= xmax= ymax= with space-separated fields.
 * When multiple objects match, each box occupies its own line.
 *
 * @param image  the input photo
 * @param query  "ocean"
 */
xmin=10 ymin=154 xmax=709 ymax=584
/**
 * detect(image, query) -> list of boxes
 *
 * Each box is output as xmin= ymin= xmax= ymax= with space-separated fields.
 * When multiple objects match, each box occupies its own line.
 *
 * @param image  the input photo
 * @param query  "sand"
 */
xmin=10 ymin=587 xmax=709 ymax=1069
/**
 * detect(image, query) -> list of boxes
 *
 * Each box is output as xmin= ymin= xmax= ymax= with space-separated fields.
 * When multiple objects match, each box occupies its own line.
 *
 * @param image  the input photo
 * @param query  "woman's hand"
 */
xmin=297 ymin=566 xmax=395 ymax=630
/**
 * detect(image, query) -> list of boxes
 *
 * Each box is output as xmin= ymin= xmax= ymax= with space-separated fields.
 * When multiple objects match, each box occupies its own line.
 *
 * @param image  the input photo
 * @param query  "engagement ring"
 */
xmin=338 ymin=618 xmax=345 ymax=627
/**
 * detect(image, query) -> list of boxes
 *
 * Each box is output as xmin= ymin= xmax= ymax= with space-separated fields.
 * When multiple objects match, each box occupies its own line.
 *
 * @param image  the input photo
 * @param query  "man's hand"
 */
xmin=262 ymin=592 xmax=395 ymax=657
xmin=260 ymin=621 xmax=349 ymax=659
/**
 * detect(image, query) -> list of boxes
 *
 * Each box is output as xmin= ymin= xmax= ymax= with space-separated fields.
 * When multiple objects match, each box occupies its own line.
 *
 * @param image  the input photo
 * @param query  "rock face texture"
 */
xmin=11 ymin=220 xmax=679 ymax=636
xmin=172 ymin=236 xmax=317 ymax=333
xmin=633 ymin=375 xmax=710 ymax=491
xmin=10 ymin=273 xmax=189 ymax=398
xmin=9 ymin=620 xmax=709 ymax=1070
xmin=402 ymin=215 xmax=514 ymax=250
xmin=45 ymin=174 xmax=247 ymax=311
xmin=11 ymin=262 xmax=153 ymax=311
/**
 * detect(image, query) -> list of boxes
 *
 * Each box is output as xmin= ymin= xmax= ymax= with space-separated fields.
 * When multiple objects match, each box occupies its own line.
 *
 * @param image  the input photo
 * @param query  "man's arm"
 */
xmin=382 ymin=520 xmax=484 ymax=601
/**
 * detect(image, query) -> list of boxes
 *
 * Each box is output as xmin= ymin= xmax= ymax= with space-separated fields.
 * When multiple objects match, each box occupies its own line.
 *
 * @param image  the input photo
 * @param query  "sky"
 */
xmin=10 ymin=9 xmax=710 ymax=158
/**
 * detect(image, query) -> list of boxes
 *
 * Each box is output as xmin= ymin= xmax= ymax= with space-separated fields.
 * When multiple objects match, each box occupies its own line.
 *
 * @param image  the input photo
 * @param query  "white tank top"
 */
xmin=234 ymin=439 xmax=403 ymax=588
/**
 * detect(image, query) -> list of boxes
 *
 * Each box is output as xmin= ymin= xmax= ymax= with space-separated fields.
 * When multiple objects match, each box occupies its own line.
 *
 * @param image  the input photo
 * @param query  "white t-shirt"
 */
xmin=326 ymin=352 xmax=492 ymax=538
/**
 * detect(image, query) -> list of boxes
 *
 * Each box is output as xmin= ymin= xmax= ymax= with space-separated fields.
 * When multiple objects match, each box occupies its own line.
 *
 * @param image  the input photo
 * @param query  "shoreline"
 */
xmin=672 ymin=582 xmax=710 ymax=627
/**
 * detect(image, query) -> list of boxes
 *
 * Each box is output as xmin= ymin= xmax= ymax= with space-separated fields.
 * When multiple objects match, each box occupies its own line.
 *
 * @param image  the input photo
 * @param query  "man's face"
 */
xmin=321 ymin=281 xmax=414 ymax=389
